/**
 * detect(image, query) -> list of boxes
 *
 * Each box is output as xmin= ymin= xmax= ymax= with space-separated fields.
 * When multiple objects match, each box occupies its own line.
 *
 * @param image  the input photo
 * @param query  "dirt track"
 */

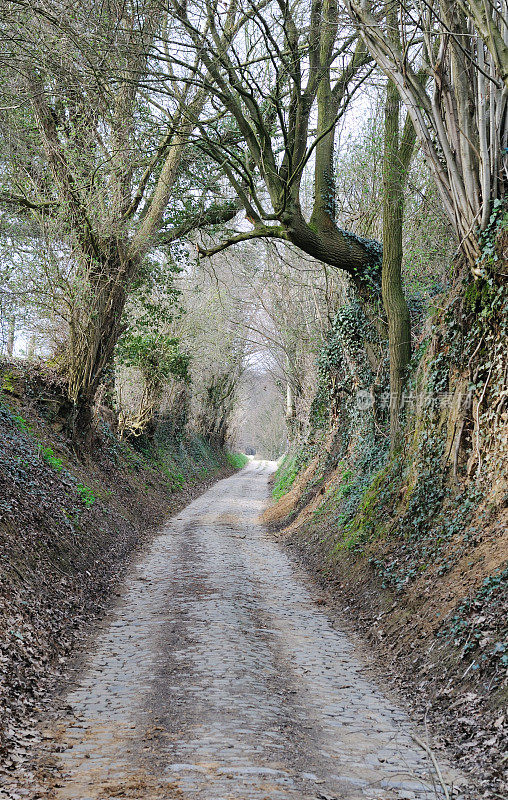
xmin=43 ymin=460 xmax=466 ymax=800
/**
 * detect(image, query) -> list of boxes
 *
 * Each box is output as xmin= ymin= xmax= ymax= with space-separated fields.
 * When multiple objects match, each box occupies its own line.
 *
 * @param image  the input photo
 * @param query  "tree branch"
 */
xmin=159 ymin=199 xmax=243 ymax=244
xmin=0 ymin=192 xmax=59 ymax=210
xmin=195 ymin=224 xmax=287 ymax=257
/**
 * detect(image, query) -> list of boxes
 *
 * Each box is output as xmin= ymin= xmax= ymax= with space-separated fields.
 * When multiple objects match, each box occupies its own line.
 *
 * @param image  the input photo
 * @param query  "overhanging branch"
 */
xmin=196 ymin=224 xmax=287 ymax=257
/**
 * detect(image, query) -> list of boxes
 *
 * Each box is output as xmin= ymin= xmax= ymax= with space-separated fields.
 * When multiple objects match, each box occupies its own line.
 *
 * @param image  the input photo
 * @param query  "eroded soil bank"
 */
xmin=29 ymin=461 xmax=468 ymax=800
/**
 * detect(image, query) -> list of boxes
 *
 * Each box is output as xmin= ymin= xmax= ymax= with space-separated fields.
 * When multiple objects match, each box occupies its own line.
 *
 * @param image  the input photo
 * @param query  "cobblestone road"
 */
xmin=48 ymin=460 xmax=464 ymax=800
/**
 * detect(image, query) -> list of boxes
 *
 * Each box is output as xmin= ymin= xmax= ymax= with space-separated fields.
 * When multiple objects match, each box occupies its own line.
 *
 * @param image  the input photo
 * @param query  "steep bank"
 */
xmin=263 ymin=228 xmax=507 ymax=798
xmin=0 ymin=360 xmax=237 ymax=788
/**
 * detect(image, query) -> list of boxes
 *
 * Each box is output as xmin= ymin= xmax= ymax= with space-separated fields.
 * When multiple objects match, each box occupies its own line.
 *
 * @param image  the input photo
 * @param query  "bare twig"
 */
xmin=411 ymin=733 xmax=451 ymax=800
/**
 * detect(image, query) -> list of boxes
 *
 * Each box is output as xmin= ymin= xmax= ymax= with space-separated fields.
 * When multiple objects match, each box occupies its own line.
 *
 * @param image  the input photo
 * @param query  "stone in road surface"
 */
xmin=47 ymin=460 xmax=464 ymax=800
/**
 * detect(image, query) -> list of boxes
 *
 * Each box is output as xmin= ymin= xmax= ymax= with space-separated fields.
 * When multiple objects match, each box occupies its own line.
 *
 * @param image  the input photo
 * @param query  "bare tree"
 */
xmin=165 ymin=0 xmax=384 ymax=298
xmin=346 ymin=0 xmax=507 ymax=264
xmin=458 ymin=0 xmax=508 ymax=89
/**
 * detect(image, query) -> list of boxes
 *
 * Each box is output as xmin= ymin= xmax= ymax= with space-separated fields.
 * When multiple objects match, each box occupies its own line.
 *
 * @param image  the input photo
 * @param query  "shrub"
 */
xmin=76 ymin=483 xmax=96 ymax=507
xmin=40 ymin=446 xmax=63 ymax=472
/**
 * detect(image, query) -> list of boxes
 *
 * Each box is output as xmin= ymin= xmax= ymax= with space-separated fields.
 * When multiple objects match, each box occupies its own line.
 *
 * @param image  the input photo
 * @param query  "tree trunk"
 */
xmin=6 ymin=315 xmax=15 ymax=357
xmin=26 ymin=334 xmax=36 ymax=359
xmin=63 ymin=239 xmax=139 ymax=439
xmin=382 ymin=76 xmax=413 ymax=451
xmin=286 ymin=380 xmax=294 ymax=422
xmin=281 ymin=204 xmax=382 ymax=298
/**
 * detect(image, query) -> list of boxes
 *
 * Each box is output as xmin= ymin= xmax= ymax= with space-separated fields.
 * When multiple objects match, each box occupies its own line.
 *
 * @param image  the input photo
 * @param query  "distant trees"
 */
xmin=178 ymin=266 xmax=246 ymax=449
xmin=234 ymin=370 xmax=288 ymax=459
xmin=243 ymin=245 xmax=333 ymax=435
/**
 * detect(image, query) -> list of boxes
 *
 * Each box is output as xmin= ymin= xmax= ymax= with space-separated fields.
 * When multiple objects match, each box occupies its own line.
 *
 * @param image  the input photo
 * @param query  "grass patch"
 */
xmin=12 ymin=412 xmax=32 ymax=434
xmin=160 ymin=464 xmax=185 ymax=489
xmin=226 ymin=452 xmax=249 ymax=470
xmin=272 ymin=454 xmax=300 ymax=499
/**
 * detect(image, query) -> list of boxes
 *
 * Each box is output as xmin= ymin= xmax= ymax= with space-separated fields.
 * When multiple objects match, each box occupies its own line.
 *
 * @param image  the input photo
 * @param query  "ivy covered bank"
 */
xmin=265 ymin=210 xmax=508 ymax=798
